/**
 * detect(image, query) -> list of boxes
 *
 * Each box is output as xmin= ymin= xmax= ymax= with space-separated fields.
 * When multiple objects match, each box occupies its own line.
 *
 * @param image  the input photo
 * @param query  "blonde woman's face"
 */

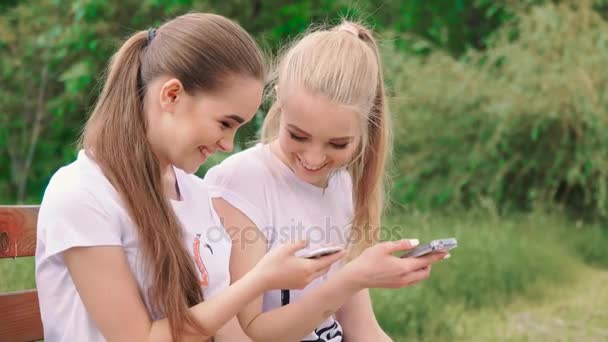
xmin=276 ymin=86 xmax=361 ymax=187
xmin=148 ymin=75 xmax=263 ymax=173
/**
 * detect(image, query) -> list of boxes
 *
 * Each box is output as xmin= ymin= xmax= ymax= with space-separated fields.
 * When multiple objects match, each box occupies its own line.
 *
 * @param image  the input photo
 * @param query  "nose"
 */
xmin=217 ymin=137 xmax=234 ymax=152
xmin=301 ymin=146 xmax=327 ymax=166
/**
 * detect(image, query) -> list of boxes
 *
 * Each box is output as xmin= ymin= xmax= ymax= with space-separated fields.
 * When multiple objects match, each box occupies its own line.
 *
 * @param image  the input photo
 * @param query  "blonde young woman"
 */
xmin=206 ymin=22 xmax=450 ymax=341
xmin=34 ymin=13 xmax=343 ymax=342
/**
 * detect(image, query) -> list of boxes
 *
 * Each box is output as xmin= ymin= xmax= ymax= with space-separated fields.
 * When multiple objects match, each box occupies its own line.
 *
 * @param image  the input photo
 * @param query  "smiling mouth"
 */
xmin=296 ymin=155 xmax=327 ymax=172
xmin=198 ymin=146 xmax=211 ymax=160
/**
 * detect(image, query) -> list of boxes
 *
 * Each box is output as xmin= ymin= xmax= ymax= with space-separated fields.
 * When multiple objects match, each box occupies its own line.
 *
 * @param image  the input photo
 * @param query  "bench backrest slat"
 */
xmin=0 ymin=206 xmax=39 ymax=259
xmin=0 ymin=290 xmax=44 ymax=341
xmin=0 ymin=206 xmax=43 ymax=341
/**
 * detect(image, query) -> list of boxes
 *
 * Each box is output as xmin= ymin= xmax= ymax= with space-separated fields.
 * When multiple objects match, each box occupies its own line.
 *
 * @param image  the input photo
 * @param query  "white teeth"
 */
xmin=297 ymin=156 xmax=325 ymax=171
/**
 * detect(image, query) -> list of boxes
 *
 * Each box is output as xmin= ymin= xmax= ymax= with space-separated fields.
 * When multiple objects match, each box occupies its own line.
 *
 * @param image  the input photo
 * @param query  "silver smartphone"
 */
xmin=302 ymin=246 xmax=344 ymax=259
xmin=400 ymin=238 xmax=457 ymax=258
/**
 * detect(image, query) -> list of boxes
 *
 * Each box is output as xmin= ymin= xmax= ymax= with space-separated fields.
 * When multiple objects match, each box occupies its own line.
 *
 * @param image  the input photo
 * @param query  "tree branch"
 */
xmin=17 ymin=64 xmax=48 ymax=202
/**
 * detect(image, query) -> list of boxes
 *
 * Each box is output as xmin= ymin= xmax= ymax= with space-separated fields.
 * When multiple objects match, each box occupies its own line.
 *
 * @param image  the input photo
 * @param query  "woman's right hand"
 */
xmin=341 ymin=239 xmax=449 ymax=290
xmin=252 ymin=240 xmax=346 ymax=291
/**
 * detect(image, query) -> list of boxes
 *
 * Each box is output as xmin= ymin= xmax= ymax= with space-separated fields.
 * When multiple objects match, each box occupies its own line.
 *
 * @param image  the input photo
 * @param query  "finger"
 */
xmin=401 ymin=251 xmax=446 ymax=270
xmin=409 ymin=264 xmax=430 ymax=272
xmin=416 ymin=265 xmax=431 ymax=274
xmin=280 ymin=240 xmax=309 ymax=254
xmin=315 ymin=250 xmax=346 ymax=267
xmin=421 ymin=251 xmax=450 ymax=263
xmin=311 ymin=252 xmax=345 ymax=273
xmin=398 ymin=266 xmax=432 ymax=287
xmin=401 ymin=264 xmax=431 ymax=277
xmin=302 ymin=251 xmax=344 ymax=273
xmin=311 ymin=266 xmax=333 ymax=279
xmin=382 ymin=239 xmax=420 ymax=254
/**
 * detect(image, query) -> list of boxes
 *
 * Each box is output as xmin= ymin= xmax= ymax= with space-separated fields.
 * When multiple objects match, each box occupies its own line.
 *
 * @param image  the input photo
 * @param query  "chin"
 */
xmin=295 ymin=169 xmax=330 ymax=187
xmin=184 ymin=163 xmax=202 ymax=174
xmin=174 ymin=160 xmax=200 ymax=174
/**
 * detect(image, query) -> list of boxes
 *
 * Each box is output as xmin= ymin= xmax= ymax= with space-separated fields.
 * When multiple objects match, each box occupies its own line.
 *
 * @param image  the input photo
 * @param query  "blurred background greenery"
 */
xmin=1 ymin=0 xmax=607 ymax=340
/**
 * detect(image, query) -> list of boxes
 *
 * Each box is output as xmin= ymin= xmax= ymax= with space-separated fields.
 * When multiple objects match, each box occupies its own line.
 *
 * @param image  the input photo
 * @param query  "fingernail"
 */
xmin=409 ymin=239 xmax=420 ymax=247
xmin=443 ymin=254 xmax=451 ymax=260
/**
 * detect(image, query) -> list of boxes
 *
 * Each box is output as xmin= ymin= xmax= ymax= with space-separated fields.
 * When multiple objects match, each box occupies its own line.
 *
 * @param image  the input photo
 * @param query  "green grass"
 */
xmin=371 ymin=211 xmax=608 ymax=341
xmin=451 ymin=265 xmax=608 ymax=341
xmin=0 ymin=256 xmax=35 ymax=292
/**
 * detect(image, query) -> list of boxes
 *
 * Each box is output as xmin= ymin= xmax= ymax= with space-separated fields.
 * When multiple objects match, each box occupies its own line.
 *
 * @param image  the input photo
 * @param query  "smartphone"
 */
xmin=400 ymin=238 xmax=457 ymax=258
xmin=302 ymin=246 xmax=344 ymax=259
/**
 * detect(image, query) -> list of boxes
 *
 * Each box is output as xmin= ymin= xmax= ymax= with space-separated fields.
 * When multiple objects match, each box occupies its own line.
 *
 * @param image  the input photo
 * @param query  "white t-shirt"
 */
xmin=35 ymin=150 xmax=232 ymax=342
xmin=204 ymin=143 xmax=353 ymax=342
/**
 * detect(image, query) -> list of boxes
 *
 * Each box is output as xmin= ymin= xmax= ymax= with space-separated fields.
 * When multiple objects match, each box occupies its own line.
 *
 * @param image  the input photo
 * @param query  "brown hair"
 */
xmin=261 ymin=21 xmax=390 ymax=259
xmin=81 ymin=13 xmax=264 ymax=340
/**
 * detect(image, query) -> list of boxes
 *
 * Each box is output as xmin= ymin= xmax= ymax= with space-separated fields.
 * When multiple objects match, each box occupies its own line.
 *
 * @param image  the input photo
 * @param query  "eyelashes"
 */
xmin=330 ymin=143 xmax=348 ymax=149
xmin=288 ymin=131 xmax=349 ymax=149
xmin=289 ymin=131 xmax=307 ymax=142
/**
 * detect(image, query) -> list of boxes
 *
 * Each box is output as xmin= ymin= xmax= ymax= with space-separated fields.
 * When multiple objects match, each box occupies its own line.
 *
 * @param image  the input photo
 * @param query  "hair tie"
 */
xmin=147 ymin=28 xmax=157 ymax=45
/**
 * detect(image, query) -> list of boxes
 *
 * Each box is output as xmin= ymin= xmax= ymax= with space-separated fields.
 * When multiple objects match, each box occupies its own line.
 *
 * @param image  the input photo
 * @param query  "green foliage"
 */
xmin=369 ymin=0 xmax=519 ymax=56
xmin=0 ymin=0 xmax=524 ymax=203
xmin=389 ymin=2 xmax=608 ymax=219
xmin=2 ymin=0 xmax=607 ymax=211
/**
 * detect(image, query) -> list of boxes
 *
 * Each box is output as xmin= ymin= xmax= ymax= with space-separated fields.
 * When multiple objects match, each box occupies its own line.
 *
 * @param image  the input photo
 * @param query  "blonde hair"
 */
xmin=261 ymin=21 xmax=391 ymax=259
xmin=81 ymin=13 xmax=264 ymax=341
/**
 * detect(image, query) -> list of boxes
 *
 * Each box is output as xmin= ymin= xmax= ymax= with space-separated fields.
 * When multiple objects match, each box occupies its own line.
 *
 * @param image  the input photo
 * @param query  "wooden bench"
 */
xmin=0 ymin=205 xmax=44 ymax=341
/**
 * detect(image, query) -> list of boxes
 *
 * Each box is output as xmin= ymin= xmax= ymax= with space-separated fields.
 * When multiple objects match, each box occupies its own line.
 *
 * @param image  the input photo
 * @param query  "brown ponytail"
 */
xmin=81 ymin=13 xmax=265 ymax=341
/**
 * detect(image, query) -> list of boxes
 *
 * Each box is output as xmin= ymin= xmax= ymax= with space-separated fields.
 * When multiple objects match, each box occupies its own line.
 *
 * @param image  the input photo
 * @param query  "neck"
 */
xmin=160 ymin=164 xmax=181 ymax=201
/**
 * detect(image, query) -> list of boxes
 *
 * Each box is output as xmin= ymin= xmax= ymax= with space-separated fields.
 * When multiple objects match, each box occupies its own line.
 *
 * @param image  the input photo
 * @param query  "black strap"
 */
xmin=281 ymin=289 xmax=290 ymax=306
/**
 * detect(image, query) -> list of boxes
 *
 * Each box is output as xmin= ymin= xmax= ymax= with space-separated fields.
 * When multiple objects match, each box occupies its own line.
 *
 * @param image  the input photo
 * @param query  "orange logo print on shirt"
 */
xmin=193 ymin=233 xmax=209 ymax=287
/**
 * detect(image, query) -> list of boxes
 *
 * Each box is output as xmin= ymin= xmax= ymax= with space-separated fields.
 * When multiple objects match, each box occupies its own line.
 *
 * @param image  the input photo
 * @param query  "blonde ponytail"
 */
xmin=263 ymin=21 xmax=391 ymax=259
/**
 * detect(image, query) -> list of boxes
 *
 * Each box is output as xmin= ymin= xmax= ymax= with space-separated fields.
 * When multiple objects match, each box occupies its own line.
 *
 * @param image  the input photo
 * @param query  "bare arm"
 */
xmin=214 ymin=198 xmax=449 ymax=342
xmin=64 ymin=244 xmax=267 ymax=342
xmin=336 ymin=289 xmax=392 ymax=342
xmin=215 ymin=198 xmax=357 ymax=341
xmin=214 ymin=317 xmax=251 ymax=342
xmin=241 ymin=266 xmax=361 ymax=341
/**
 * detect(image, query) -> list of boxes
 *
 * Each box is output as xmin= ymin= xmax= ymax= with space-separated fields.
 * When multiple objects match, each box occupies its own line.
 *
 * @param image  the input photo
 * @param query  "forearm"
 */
xmin=149 ymin=271 xmax=264 ymax=342
xmin=337 ymin=289 xmax=393 ymax=342
xmin=243 ymin=268 xmax=359 ymax=341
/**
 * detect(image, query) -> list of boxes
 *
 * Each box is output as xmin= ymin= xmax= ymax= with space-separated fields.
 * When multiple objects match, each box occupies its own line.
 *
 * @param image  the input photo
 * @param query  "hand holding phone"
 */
xmin=400 ymin=238 xmax=457 ymax=258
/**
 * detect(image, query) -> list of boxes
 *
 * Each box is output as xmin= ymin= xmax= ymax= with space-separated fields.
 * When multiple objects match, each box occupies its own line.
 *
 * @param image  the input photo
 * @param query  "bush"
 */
xmin=386 ymin=1 xmax=608 ymax=219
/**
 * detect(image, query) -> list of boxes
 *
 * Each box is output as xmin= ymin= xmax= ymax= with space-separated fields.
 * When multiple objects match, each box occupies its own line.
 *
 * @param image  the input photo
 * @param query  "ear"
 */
xmin=159 ymin=78 xmax=184 ymax=113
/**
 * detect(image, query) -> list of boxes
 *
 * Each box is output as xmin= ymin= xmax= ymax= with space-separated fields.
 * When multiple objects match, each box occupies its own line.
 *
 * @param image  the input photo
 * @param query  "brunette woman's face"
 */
xmin=146 ymin=75 xmax=264 ymax=173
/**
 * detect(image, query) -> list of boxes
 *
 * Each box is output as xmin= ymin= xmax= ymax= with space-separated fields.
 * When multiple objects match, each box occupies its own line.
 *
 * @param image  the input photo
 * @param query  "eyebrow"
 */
xmin=225 ymin=114 xmax=245 ymax=124
xmin=287 ymin=124 xmax=354 ymax=141
xmin=287 ymin=124 xmax=311 ymax=136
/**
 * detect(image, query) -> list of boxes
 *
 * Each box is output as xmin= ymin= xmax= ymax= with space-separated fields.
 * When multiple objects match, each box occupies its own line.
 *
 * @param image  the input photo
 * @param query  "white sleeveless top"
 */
xmin=205 ymin=143 xmax=353 ymax=342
